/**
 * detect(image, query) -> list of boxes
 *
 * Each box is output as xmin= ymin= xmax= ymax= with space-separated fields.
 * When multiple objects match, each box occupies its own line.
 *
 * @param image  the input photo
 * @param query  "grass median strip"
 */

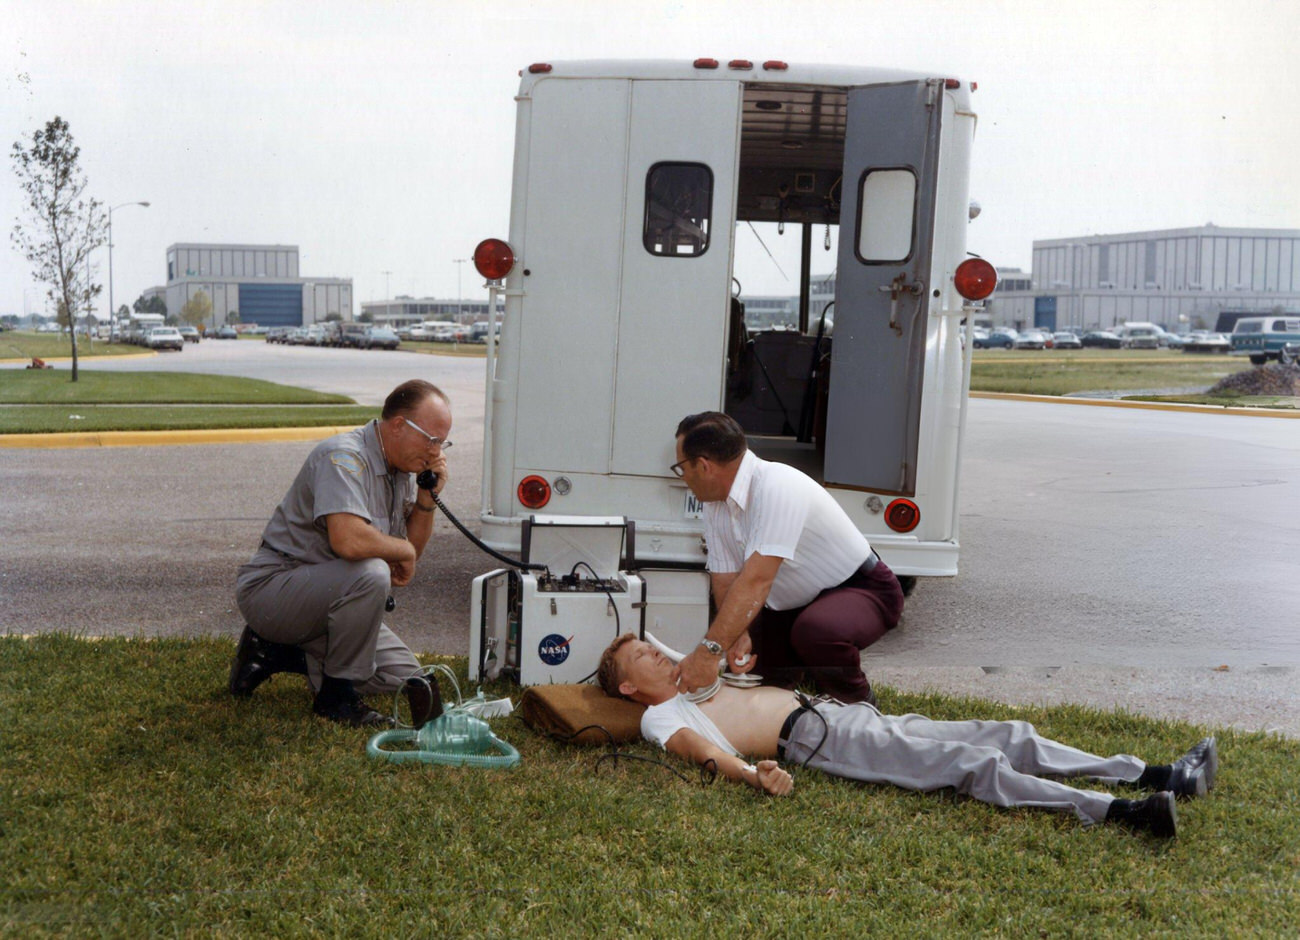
xmin=2 ymin=635 xmax=1295 ymax=934
xmin=0 ymin=330 xmax=144 ymax=360
xmin=971 ymin=351 xmax=1239 ymax=397
xmin=0 ymin=371 xmax=370 ymax=433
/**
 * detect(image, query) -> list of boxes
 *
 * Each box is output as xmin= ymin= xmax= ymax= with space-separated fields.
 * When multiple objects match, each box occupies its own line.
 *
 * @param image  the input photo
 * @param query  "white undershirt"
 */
xmin=641 ymin=694 xmax=739 ymax=756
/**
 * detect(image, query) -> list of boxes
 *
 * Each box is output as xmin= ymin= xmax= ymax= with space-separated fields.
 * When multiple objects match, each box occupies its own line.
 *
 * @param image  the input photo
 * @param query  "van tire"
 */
xmin=1249 ymin=354 xmax=1267 ymax=366
xmin=1280 ymin=347 xmax=1296 ymax=366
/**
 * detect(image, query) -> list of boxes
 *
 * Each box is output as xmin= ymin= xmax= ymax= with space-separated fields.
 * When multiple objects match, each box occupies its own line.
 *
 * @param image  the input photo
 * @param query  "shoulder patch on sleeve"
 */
xmin=329 ymin=451 xmax=365 ymax=476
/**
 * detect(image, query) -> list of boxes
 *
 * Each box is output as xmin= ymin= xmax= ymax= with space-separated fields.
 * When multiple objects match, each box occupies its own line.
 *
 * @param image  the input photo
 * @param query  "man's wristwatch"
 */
xmin=700 ymin=638 xmax=723 ymax=656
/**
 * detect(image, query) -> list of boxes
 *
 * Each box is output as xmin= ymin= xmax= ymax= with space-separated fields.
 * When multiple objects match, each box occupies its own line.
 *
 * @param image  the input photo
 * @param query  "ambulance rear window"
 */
xmin=643 ymin=162 xmax=713 ymax=257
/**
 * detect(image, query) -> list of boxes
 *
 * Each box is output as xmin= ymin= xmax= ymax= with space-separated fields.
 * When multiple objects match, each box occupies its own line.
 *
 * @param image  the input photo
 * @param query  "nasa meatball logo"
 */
xmin=538 ymin=634 xmax=572 ymax=666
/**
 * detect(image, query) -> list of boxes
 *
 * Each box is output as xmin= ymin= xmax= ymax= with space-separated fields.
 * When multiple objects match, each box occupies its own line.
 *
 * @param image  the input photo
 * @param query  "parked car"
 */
xmin=1121 ymin=326 xmax=1161 ymax=349
xmin=1081 ymin=330 xmax=1123 ymax=349
xmin=302 ymin=325 xmax=326 ymax=346
xmin=214 ymin=326 xmax=238 ymax=340
xmin=1280 ymin=341 xmax=1299 ymax=366
xmin=1051 ymin=331 xmax=1082 ymax=349
xmin=1015 ymin=329 xmax=1049 ymax=349
xmin=1229 ymin=315 xmax=1300 ymax=365
xmin=177 ymin=326 xmax=200 ymax=344
xmin=1182 ymin=332 xmax=1231 ymax=354
xmin=1165 ymin=332 xmax=1187 ymax=349
xmin=360 ymin=326 xmax=401 ymax=350
xmin=980 ymin=328 xmax=1017 ymax=349
xmin=146 ymin=327 xmax=184 ymax=351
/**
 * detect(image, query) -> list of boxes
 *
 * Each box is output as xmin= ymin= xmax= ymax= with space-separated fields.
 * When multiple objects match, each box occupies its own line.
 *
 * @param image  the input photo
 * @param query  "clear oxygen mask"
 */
xmin=367 ymin=666 xmax=520 ymax=769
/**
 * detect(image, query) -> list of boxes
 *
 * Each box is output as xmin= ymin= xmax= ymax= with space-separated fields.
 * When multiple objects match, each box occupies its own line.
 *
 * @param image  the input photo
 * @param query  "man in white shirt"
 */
xmin=672 ymin=412 xmax=903 ymax=702
xmin=598 ymin=634 xmax=1218 ymax=838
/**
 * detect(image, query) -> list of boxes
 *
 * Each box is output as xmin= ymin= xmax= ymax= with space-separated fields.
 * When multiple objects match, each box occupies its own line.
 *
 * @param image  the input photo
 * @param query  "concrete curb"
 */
xmin=969 ymin=391 xmax=1300 ymax=418
xmin=0 ymin=425 xmax=356 ymax=449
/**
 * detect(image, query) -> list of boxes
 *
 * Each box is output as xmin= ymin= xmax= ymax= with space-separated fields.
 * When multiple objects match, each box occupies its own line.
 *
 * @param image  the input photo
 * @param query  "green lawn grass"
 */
xmin=0 ymin=405 xmax=379 ymax=434
xmin=971 ymin=349 xmax=1241 ymax=396
xmin=0 ymin=330 xmax=144 ymax=360
xmin=0 ymin=372 xmax=374 ymax=433
xmin=0 ymin=370 xmax=355 ymax=405
xmin=2 ymin=636 xmax=1295 ymax=935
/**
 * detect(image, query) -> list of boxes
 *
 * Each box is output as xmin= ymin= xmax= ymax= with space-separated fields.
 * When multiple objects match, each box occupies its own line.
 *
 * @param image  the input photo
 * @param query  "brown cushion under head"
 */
xmin=519 ymin=684 xmax=646 ymax=746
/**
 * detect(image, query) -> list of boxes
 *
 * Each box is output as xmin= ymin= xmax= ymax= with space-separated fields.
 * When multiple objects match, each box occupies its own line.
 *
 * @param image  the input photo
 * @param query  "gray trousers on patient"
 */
xmin=235 ymin=548 xmax=420 ymax=695
xmin=780 ymin=702 xmax=1145 ymax=824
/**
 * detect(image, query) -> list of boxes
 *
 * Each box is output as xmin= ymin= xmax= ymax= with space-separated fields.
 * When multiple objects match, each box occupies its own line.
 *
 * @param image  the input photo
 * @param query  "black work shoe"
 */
xmin=1167 ymin=737 xmax=1218 ymax=798
xmin=1107 ymin=792 xmax=1178 ymax=838
xmin=403 ymin=675 xmax=444 ymax=729
xmin=312 ymin=694 xmax=393 ymax=727
xmin=228 ymin=626 xmax=309 ymax=697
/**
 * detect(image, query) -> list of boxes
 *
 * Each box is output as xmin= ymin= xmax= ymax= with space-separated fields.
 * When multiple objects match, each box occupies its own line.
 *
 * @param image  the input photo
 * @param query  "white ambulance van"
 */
xmin=471 ymin=58 xmax=995 ymax=584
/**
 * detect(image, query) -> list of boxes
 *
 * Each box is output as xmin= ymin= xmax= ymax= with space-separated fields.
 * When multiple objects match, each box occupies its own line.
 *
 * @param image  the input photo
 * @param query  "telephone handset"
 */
xmin=413 ymin=469 xmax=546 ymax=573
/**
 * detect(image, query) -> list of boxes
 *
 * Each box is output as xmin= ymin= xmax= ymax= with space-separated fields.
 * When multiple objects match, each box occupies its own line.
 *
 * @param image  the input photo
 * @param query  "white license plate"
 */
xmin=683 ymin=491 xmax=705 ymax=519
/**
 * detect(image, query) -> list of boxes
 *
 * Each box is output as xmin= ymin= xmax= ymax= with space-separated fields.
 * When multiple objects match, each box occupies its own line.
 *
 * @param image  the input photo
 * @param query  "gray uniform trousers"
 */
xmin=236 ymin=548 xmax=421 ymax=695
xmin=780 ymin=701 xmax=1144 ymax=824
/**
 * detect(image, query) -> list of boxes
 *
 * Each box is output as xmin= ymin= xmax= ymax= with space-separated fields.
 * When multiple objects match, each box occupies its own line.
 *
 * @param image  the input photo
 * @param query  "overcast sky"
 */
xmin=4 ymin=0 xmax=1298 ymax=319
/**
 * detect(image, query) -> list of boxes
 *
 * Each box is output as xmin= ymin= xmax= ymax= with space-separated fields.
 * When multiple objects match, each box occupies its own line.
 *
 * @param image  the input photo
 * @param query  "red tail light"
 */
xmin=954 ymin=258 xmax=998 ymax=301
xmin=518 ymin=475 xmax=551 ymax=510
xmin=473 ymin=238 xmax=515 ymax=281
xmin=885 ymin=498 xmax=920 ymax=533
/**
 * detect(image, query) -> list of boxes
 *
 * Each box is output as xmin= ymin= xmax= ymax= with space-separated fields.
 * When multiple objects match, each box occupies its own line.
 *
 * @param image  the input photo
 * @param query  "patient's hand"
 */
xmin=756 ymin=760 xmax=793 ymax=796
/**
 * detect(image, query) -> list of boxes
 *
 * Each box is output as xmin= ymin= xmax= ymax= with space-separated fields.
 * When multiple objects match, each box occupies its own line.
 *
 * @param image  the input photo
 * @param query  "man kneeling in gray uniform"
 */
xmin=230 ymin=379 xmax=451 ymax=727
xmin=598 ymin=635 xmax=1217 ymax=838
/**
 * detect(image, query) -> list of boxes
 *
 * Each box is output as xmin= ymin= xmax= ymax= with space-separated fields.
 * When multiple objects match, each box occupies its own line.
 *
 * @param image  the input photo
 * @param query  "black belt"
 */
xmin=834 ymin=550 xmax=879 ymax=589
xmin=776 ymin=705 xmax=807 ymax=760
xmin=260 ymin=540 xmax=297 ymax=561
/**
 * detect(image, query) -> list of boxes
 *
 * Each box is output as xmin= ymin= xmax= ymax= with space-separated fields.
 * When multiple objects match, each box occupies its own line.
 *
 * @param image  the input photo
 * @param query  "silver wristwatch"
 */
xmin=700 ymin=638 xmax=723 ymax=655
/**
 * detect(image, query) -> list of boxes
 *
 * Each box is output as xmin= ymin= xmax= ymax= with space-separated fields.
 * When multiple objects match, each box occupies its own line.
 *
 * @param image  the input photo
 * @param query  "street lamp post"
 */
xmin=453 ymin=258 xmax=468 ymax=323
xmin=108 ymin=200 xmax=150 ymax=339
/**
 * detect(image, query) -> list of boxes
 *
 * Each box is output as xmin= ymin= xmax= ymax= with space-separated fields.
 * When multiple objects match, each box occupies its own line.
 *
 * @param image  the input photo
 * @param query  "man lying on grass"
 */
xmin=597 ymin=634 xmax=1217 ymax=838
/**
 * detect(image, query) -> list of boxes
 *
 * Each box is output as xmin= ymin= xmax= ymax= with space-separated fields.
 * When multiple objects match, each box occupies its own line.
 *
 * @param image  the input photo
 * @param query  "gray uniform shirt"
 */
xmin=258 ymin=420 xmax=416 ymax=564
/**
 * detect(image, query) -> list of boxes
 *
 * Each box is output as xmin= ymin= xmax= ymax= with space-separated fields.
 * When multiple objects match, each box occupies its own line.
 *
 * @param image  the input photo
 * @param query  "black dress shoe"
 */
xmin=403 ymin=675 xmax=444 ymax=729
xmin=1167 ymin=737 xmax=1217 ymax=798
xmin=1107 ymin=792 xmax=1178 ymax=838
xmin=228 ymin=625 xmax=309 ymax=698
xmin=312 ymin=694 xmax=393 ymax=727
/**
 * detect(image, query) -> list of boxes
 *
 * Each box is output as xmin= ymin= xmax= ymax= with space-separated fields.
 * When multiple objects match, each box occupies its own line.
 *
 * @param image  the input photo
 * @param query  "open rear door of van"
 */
xmin=825 ymin=79 xmax=943 ymax=496
xmin=610 ymin=79 xmax=742 ymax=476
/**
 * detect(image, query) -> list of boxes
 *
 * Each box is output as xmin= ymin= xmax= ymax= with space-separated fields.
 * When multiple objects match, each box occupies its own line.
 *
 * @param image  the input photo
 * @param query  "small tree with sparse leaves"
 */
xmin=180 ymin=290 xmax=212 ymax=327
xmin=10 ymin=117 xmax=106 ymax=381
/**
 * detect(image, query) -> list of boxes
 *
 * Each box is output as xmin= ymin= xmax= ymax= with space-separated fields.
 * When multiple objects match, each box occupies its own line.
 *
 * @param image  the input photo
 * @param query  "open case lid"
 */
xmin=521 ymin=514 xmax=635 ymax=580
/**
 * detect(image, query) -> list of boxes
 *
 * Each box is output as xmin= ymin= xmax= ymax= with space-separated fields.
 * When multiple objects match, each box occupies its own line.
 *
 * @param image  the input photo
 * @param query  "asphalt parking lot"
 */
xmin=3 ymin=343 xmax=1297 ymax=736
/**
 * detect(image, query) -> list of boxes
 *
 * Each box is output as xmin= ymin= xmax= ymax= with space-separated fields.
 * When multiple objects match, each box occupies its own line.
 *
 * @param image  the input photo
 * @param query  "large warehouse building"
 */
xmin=144 ymin=243 xmax=352 ymax=329
xmin=984 ymin=224 xmax=1300 ymax=332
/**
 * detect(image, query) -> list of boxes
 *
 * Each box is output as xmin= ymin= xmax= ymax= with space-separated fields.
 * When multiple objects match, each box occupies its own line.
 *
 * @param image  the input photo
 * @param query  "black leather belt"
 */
xmin=859 ymin=550 xmax=880 ymax=576
xmin=776 ymin=705 xmax=806 ymax=760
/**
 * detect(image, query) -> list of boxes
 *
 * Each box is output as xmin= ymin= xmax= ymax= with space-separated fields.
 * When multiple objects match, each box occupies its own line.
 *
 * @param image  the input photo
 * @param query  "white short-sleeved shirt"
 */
xmin=702 ymin=450 xmax=871 ymax=610
xmin=641 ymin=694 xmax=740 ymax=756
xmin=257 ymin=420 xmax=416 ymax=565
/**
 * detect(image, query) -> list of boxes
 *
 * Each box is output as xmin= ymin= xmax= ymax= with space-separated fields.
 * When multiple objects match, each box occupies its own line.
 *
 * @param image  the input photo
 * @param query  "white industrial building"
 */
xmin=144 ymin=243 xmax=352 ymax=329
xmin=985 ymin=224 xmax=1300 ymax=332
xmin=360 ymin=296 xmax=504 ymax=329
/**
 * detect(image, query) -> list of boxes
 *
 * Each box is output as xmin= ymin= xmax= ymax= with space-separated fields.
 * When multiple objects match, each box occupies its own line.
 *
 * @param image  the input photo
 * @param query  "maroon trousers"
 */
xmin=748 ymin=559 xmax=904 ymax=702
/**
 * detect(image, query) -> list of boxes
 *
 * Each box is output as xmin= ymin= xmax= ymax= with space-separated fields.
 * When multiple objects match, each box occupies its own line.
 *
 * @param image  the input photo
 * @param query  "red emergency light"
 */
xmin=518 ymin=475 xmax=551 ymax=510
xmin=953 ymin=258 xmax=998 ymax=301
xmin=728 ymin=59 xmax=753 ymax=70
xmin=885 ymin=498 xmax=920 ymax=534
xmin=762 ymin=61 xmax=789 ymax=71
xmin=473 ymin=239 xmax=515 ymax=281
xmin=528 ymin=63 xmax=553 ymax=74
xmin=694 ymin=58 xmax=719 ymax=69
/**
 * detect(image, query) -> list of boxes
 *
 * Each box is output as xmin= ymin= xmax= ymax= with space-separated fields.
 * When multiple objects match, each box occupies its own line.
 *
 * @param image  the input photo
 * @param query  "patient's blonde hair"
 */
xmin=596 ymin=633 xmax=637 ymax=699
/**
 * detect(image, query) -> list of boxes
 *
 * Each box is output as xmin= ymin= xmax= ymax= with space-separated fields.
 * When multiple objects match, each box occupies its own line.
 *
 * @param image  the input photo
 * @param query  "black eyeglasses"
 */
xmin=669 ymin=456 xmax=696 ymax=478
